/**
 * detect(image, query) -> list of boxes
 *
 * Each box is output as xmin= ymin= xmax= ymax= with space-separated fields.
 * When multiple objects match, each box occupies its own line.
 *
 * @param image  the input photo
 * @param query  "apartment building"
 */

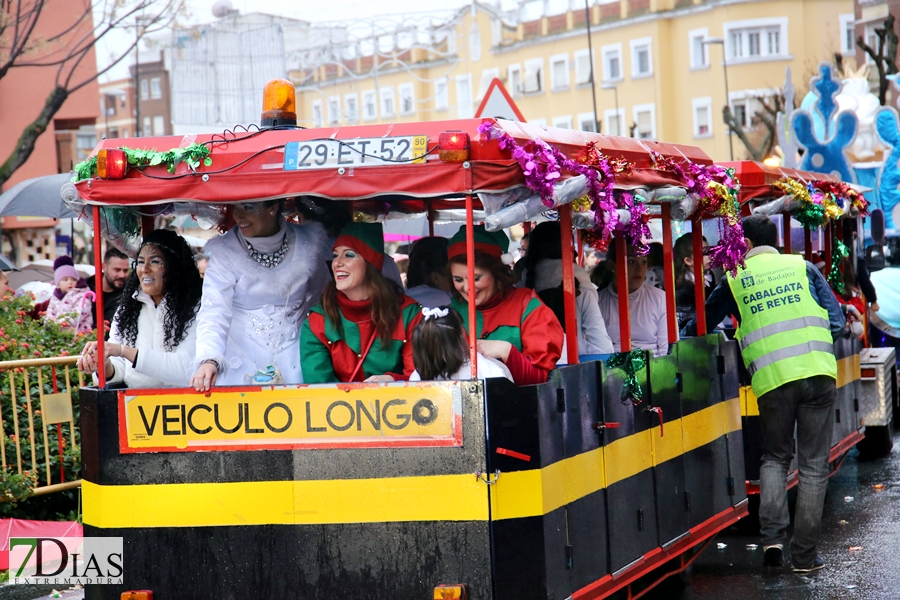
xmin=293 ymin=0 xmax=853 ymax=162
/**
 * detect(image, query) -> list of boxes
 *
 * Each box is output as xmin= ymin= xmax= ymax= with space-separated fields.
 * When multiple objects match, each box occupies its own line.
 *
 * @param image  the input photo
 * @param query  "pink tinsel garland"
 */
xmin=479 ymin=122 xmax=643 ymax=250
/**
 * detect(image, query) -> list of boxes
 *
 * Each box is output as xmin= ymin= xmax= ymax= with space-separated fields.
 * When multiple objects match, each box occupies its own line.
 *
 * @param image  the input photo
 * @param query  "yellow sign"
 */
xmin=120 ymin=383 xmax=463 ymax=453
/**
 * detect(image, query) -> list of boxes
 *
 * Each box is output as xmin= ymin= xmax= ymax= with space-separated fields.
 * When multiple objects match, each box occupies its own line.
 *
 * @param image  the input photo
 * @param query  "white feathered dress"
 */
xmin=194 ymin=221 xmax=330 ymax=385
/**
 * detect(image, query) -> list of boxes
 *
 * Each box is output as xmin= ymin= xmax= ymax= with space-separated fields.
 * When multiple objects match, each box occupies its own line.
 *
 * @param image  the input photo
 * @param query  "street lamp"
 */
xmin=601 ymin=83 xmax=619 ymax=136
xmin=582 ymin=0 xmax=600 ymax=133
xmin=702 ymin=37 xmax=733 ymax=160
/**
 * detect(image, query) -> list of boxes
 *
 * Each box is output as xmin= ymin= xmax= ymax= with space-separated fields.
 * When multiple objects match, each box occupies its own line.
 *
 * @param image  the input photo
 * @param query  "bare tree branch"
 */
xmin=857 ymin=13 xmax=898 ymax=105
xmin=0 ymin=0 xmax=185 ymax=187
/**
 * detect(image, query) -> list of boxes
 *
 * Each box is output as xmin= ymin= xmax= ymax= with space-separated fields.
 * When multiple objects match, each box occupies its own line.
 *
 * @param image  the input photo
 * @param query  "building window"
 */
xmin=550 ymin=54 xmax=569 ymax=91
xmin=601 ymin=43 xmax=622 ymax=82
xmin=469 ymin=22 xmax=481 ymax=62
xmin=574 ymin=49 xmax=593 ymax=85
xmin=142 ymin=116 xmax=151 ymax=137
xmin=724 ymin=18 xmax=788 ymax=62
xmin=731 ymin=98 xmax=748 ymax=128
xmin=399 ymin=83 xmax=414 ymax=115
xmin=523 ymin=58 xmax=543 ymax=94
xmin=380 ymin=87 xmax=395 ymax=117
xmin=327 ymin=96 xmax=340 ymax=125
xmin=478 ymin=68 xmax=499 ymax=99
xmin=152 ymin=115 xmax=164 ymax=136
xmin=604 ymin=108 xmax=624 ymax=136
xmin=508 ymin=64 xmax=522 ymax=97
xmin=578 ymin=112 xmax=596 ymax=132
xmin=312 ymin=100 xmax=324 ymax=128
xmin=150 ymin=77 xmax=162 ymax=99
xmin=839 ymin=14 xmax=855 ymax=56
xmin=345 ymin=93 xmax=359 ymax=122
xmin=140 ymin=79 xmax=149 ymax=101
xmin=689 ymin=28 xmax=709 ymax=69
xmin=456 ymin=74 xmax=473 ymax=118
xmin=363 ymin=90 xmax=377 ymax=120
xmin=435 ymin=79 xmax=449 ymax=110
xmin=630 ymin=38 xmax=652 ymax=78
xmin=122 ymin=128 xmax=129 ymax=138
xmin=76 ymin=132 xmax=96 ymax=160
xmin=633 ymin=104 xmax=655 ymax=140
xmin=692 ymin=97 xmax=712 ymax=137
xmin=552 ymin=115 xmax=572 ymax=129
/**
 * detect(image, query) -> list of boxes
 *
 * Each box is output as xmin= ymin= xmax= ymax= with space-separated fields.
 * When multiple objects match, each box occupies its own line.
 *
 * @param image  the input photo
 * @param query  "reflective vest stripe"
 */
xmin=739 ymin=316 xmax=831 ymax=350
xmin=747 ymin=340 xmax=835 ymax=375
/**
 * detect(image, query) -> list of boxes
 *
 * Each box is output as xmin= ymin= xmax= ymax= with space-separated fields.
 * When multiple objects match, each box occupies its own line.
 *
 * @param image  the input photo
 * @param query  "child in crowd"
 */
xmin=410 ymin=307 xmax=512 ymax=382
xmin=45 ymin=256 xmax=94 ymax=333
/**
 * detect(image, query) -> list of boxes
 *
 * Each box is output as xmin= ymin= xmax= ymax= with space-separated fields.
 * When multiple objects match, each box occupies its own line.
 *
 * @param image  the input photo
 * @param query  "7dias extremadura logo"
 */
xmin=8 ymin=537 xmax=123 ymax=585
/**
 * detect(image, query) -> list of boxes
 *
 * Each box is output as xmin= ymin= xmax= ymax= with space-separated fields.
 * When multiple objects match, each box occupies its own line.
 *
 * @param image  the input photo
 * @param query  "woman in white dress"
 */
xmin=77 ymin=230 xmax=202 ymax=387
xmin=190 ymin=200 xmax=330 ymax=391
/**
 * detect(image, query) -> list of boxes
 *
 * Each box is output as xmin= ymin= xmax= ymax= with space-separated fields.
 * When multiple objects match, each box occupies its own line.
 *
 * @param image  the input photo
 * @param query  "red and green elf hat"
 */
xmin=447 ymin=224 xmax=510 ymax=260
xmin=333 ymin=222 xmax=385 ymax=269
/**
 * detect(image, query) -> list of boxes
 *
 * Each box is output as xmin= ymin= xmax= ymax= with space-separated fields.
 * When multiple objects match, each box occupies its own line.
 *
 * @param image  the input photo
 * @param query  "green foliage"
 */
xmin=74 ymin=142 xmax=213 ymax=180
xmin=0 ymin=293 xmax=89 ymax=518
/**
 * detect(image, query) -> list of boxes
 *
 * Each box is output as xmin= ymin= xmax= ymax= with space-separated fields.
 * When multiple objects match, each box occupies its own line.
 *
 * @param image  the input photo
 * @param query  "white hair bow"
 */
xmin=422 ymin=307 xmax=450 ymax=320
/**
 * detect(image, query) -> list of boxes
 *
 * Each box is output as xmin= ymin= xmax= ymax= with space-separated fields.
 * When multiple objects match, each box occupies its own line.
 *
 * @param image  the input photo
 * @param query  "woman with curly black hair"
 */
xmin=77 ymin=229 xmax=202 ymax=387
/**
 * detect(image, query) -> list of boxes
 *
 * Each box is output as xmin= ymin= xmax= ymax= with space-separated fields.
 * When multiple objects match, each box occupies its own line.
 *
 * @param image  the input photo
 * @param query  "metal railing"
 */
xmin=0 ymin=356 xmax=82 ymax=495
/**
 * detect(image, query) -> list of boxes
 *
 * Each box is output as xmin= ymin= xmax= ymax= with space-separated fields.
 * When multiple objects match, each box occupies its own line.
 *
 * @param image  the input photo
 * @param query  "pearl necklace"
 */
xmin=245 ymin=233 xmax=288 ymax=268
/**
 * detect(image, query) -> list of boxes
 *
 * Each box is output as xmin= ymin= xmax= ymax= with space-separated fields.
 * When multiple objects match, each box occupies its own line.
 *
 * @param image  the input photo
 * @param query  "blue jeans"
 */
xmin=757 ymin=375 xmax=836 ymax=566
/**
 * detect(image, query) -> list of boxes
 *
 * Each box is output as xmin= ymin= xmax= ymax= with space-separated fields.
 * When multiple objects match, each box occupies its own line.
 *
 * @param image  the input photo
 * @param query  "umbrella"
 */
xmin=0 ymin=172 xmax=78 ymax=218
xmin=0 ymin=255 xmax=17 ymax=271
xmin=7 ymin=262 xmax=94 ymax=290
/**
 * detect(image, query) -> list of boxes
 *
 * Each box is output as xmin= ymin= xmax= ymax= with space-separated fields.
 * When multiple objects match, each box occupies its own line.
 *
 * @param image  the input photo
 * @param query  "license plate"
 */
xmin=284 ymin=136 xmax=427 ymax=170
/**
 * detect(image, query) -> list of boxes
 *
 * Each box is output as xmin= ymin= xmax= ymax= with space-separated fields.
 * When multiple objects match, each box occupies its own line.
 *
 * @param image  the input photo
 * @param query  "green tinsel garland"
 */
xmin=827 ymin=239 xmax=850 ymax=296
xmin=74 ymin=143 xmax=213 ymax=180
xmin=605 ymin=349 xmax=649 ymax=405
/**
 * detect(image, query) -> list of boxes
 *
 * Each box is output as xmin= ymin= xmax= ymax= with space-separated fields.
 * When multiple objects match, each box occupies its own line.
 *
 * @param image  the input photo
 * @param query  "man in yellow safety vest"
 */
xmin=691 ymin=214 xmax=846 ymax=574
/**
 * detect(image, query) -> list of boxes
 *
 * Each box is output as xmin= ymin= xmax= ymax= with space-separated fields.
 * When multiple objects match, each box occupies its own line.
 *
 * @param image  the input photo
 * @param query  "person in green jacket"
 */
xmin=300 ymin=222 xmax=422 ymax=383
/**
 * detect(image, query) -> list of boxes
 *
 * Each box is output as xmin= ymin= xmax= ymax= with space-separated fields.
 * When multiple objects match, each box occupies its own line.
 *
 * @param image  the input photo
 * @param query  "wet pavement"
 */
xmin=647 ymin=430 xmax=900 ymax=599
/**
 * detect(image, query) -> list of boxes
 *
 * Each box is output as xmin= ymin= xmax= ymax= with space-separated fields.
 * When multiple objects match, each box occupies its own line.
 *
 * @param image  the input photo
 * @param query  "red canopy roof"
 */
xmin=75 ymin=119 xmax=712 ymax=210
xmin=720 ymin=160 xmax=844 ymax=206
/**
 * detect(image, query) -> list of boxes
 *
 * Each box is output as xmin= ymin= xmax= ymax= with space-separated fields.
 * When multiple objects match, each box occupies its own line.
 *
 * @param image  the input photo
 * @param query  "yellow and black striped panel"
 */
xmin=482 ymin=398 xmax=741 ymax=521
xmin=81 ymin=350 xmax=746 ymax=600
xmin=80 ymin=383 xmax=496 ymax=600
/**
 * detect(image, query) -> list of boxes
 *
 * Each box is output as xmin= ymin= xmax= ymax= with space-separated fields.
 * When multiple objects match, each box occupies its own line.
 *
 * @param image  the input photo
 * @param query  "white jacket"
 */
xmin=533 ymin=259 xmax=614 ymax=355
xmin=106 ymin=291 xmax=198 ymax=388
xmin=195 ymin=221 xmax=330 ymax=385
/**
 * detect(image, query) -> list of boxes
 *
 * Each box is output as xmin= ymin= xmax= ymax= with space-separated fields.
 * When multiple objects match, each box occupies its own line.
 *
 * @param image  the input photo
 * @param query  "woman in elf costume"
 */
xmin=447 ymin=225 xmax=564 ymax=385
xmin=300 ymin=222 xmax=422 ymax=383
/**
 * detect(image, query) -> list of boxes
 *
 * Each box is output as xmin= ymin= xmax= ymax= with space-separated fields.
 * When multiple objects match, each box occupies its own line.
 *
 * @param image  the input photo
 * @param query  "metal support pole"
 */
xmin=782 ymin=213 xmax=792 ymax=254
xmin=92 ymin=205 xmax=107 ymax=388
xmin=614 ymin=235 xmax=631 ymax=352
xmin=465 ymin=194 xmax=477 ymax=378
xmin=692 ymin=216 xmax=707 ymax=336
xmin=824 ymin=222 xmax=833 ymax=276
xmin=804 ymin=228 xmax=812 ymax=262
xmin=559 ymin=206 xmax=579 ymax=365
xmin=662 ymin=205 xmax=677 ymax=343
xmin=141 ymin=215 xmax=154 ymax=236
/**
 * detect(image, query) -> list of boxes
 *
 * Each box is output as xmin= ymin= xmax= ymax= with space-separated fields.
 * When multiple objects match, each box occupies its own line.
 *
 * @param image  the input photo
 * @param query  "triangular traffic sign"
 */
xmin=474 ymin=78 xmax=526 ymax=122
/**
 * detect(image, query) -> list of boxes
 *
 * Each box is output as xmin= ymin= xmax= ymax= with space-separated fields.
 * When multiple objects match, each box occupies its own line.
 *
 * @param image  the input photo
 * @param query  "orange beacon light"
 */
xmin=260 ymin=78 xmax=297 ymax=128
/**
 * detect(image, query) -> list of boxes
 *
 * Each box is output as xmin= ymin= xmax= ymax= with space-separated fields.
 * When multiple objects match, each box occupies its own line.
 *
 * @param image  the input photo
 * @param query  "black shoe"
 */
xmin=762 ymin=545 xmax=784 ymax=568
xmin=792 ymin=556 xmax=825 ymax=573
